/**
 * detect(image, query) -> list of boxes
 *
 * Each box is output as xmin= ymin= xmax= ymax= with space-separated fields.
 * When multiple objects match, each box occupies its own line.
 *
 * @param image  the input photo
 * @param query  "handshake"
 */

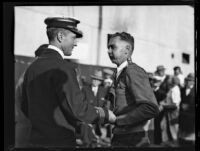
xmin=108 ymin=110 xmax=117 ymax=124
xmin=95 ymin=107 xmax=116 ymax=124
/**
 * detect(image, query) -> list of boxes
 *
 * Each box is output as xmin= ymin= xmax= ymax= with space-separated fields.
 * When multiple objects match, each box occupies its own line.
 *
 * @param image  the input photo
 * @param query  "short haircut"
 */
xmin=46 ymin=27 xmax=68 ymax=41
xmin=108 ymin=32 xmax=134 ymax=52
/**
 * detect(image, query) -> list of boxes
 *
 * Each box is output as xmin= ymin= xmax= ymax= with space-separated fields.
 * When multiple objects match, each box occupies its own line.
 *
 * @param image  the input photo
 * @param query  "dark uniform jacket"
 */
xmin=82 ymin=85 xmax=108 ymax=108
xmin=21 ymin=48 xmax=106 ymax=147
xmin=108 ymin=62 xmax=159 ymax=134
xmin=15 ymin=73 xmax=32 ymax=147
xmin=179 ymin=87 xmax=195 ymax=135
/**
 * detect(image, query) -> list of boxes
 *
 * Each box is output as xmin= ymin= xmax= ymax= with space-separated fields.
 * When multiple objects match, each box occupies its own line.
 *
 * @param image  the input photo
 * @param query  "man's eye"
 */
xmin=108 ymin=45 xmax=114 ymax=49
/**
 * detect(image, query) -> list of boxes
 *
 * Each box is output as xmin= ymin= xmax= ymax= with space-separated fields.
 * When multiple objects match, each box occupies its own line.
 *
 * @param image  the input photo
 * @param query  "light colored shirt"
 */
xmin=116 ymin=61 xmax=128 ymax=79
xmin=92 ymin=86 xmax=98 ymax=96
xmin=166 ymin=85 xmax=181 ymax=107
xmin=154 ymin=75 xmax=166 ymax=82
xmin=171 ymin=85 xmax=181 ymax=107
xmin=48 ymin=45 xmax=65 ymax=59
xmin=177 ymin=74 xmax=185 ymax=87
xmin=153 ymin=75 xmax=166 ymax=91
xmin=186 ymin=85 xmax=194 ymax=96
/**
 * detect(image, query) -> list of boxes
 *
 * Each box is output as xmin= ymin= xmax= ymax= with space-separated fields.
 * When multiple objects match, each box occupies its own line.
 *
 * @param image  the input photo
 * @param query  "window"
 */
xmin=182 ymin=53 xmax=190 ymax=64
xmin=171 ymin=53 xmax=174 ymax=59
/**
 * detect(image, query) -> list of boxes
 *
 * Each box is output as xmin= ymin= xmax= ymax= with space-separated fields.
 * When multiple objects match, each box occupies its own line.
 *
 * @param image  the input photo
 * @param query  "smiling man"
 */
xmin=107 ymin=32 xmax=159 ymax=147
xmin=20 ymin=17 xmax=116 ymax=148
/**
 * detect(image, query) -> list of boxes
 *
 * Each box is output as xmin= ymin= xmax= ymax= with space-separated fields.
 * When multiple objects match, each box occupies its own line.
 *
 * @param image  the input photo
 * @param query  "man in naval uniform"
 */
xmin=21 ymin=17 xmax=116 ymax=148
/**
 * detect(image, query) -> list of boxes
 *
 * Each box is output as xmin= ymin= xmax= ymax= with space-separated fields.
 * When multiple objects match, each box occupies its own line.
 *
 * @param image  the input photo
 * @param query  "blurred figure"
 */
xmin=148 ymin=72 xmax=162 ymax=91
xmin=102 ymin=68 xmax=115 ymax=144
xmin=159 ymin=76 xmax=181 ymax=145
xmin=81 ymin=70 xmax=109 ymax=146
xmin=82 ymin=70 xmax=107 ymax=108
xmin=178 ymin=73 xmax=195 ymax=147
xmin=15 ymin=44 xmax=48 ymax=147
xmin=107 ymin=32 xmax=159 ymax=147
xmin=154 ymin=65 xmax=167 ymax=83
xmin=147 ymin=73 xmax=162 ymax=144
xmin=103 ymin=68 xmax=114 ymax=88
xmin=173 ymin=66 xmax=185 ymax=88
xmin=153 ymin=65 xmax=171 ymax=145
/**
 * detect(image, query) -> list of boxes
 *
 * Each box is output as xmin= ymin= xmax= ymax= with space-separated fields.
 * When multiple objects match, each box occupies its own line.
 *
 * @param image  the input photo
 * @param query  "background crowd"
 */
xmin=58 ymin=63 xmax=195 ymax=148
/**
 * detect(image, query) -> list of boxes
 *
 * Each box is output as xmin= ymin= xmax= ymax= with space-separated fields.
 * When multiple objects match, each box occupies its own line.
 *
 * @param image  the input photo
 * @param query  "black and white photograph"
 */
xmin=4 ymin=2 xmax=197 ymax=150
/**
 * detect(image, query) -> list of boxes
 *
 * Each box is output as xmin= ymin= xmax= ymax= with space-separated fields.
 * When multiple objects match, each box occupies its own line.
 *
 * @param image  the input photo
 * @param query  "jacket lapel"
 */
xmin=114 ymin=67 xmax=127 ymax=88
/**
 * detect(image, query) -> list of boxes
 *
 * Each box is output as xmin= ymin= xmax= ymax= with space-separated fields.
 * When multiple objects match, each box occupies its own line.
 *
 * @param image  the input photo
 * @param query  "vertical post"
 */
xmin=96 ymin=6 xmax=102 ymax=65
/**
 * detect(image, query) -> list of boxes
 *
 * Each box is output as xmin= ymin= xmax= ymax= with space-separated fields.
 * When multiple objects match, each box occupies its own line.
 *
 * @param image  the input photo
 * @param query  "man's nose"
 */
xmin=74 ymin=40 xmax=78 ymax=47
xmin=107 ymin=47 xmax=112 ymax=54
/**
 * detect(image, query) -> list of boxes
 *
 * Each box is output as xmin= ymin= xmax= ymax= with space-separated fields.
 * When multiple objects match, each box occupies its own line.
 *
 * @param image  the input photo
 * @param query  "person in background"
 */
xmin=147 ymin=72 xmax=162 ymax=145
xmin=102 ymin=68 xmax=115 ymax=144
xmin=178 ymin=73 xmax=195 ymax=147
xmin=82 ymin=70 xmax=107 ymax=109
xmin=107 ymin=32 xmax=159 ymax=147
xmin=15 ymin=44 xmax=48 ymax=147
xmin=153 ymin=65 xmax=171 ymax=145
xmin=78 ymin=70 xmax=109 ymax=147
xmin=148 ymin=72 xmax=162 ymax=91
xmin=159 ymin=76 xmax=181 ymax=146
xmin=103 ymin=68 xmax=114 ymax=88
xmin=21 ymin=17 xmax=116 ymax=148
xmin=173 ymin=66 xmax=185 ymax=88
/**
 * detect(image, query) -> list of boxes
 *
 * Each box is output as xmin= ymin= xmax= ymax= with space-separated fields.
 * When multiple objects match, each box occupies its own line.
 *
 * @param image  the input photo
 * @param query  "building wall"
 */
xmin=14 ymin=6 xmax=194 ymax=76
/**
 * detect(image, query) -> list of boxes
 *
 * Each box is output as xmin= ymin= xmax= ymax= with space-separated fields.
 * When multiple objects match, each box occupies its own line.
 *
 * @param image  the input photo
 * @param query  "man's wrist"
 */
xmin=102 ymin=107 xmax=109 ymax=124
xmin=95 ymin=107 xmax=107 ymax=124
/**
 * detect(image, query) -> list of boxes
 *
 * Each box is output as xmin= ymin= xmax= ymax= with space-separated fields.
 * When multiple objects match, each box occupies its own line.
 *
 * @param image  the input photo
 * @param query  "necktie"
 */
xmin=112 ymin=69 xmax=117 ymax=86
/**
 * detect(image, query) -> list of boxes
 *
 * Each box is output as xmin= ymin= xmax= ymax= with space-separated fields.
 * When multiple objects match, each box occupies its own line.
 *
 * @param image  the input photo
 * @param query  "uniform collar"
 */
xmin=117 ymin=61 xmax=128 ymax=74
xmin=48 ymin=45 xmax=65 ymax=59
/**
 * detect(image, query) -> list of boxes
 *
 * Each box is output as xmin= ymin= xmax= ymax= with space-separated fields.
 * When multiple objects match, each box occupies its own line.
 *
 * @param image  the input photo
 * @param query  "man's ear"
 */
xmin=57 ymin=32 xmax=63 ymax=43
xmin=125 ymin=45 xmax=131 ymax=55
xmin=126 ymin=45 xmax=131 ymax=51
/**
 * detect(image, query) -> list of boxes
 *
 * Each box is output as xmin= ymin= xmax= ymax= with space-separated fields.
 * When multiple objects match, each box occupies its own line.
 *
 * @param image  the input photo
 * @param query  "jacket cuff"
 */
xmin=115 ymin=115 xmax=126 ymax=126
xmin=102 ymin=107 xmax=109 ymax=124
xmin=95 ymin=107 xmax=109 ymax=124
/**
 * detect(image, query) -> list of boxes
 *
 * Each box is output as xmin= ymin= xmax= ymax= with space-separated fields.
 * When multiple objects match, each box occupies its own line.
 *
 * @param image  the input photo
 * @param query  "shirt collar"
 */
xmin=117 ymin=61 xmax=128 ymax=74
xmin=48 ymin=45 xmax=65 ymax=59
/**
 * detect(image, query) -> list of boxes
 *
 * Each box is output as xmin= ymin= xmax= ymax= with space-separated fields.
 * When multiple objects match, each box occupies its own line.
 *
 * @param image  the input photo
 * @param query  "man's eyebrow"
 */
xmin=108 ymin=44 xmax=114 ymax=47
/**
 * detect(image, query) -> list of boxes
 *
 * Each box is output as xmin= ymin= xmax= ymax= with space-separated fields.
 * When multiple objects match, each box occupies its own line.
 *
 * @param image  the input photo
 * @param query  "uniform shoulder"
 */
xmin=126 ymin=62 xmax=147 ymax=75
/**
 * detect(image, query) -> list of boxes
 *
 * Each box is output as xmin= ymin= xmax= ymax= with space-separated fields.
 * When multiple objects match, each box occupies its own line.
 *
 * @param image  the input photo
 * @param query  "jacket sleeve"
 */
xmin=115 ymin=66 xmax=159 ymax=126
xmin=51 ymin=67 xmax=109 ymax=126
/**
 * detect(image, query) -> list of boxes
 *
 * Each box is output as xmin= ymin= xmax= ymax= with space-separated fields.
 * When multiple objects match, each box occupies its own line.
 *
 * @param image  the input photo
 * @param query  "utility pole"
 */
xmin=96 ymin=6 xmax=102 ymax=65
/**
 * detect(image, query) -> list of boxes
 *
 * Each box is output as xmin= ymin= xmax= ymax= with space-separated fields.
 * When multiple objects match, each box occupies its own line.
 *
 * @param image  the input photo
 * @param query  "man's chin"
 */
xmin=64 ymin=51 xmax=72 ymax=56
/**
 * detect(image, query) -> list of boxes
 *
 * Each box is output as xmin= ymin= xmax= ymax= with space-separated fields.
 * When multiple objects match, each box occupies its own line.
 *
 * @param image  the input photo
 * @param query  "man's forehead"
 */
xmin=109 ymin=36 xmax=121 ymax=42
xmin=108 ymin=36 xmax=130 ymax=47
xmin=108 ymin=36 xmax=124 ymax=46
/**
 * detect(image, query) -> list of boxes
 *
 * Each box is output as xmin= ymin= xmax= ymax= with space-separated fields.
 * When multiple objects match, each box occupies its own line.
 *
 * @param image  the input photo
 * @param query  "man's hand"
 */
xmin=108 ymin=110 xmax=116 ymax=124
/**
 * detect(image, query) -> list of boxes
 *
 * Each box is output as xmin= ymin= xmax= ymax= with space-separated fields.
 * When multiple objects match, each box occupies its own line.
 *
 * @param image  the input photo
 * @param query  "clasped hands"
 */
xmin=108 ymin=110 xmax=117 ymax=124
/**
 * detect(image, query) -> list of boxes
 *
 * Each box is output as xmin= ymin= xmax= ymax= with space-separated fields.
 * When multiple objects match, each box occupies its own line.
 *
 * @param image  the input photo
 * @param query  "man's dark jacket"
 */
xmin=108 ymin=62 xmax=159 ymax=135
xmin=179 ymin=86 xmax=195 ymax=134
xmin=21 ymin=48 xmax=104 ymax=147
